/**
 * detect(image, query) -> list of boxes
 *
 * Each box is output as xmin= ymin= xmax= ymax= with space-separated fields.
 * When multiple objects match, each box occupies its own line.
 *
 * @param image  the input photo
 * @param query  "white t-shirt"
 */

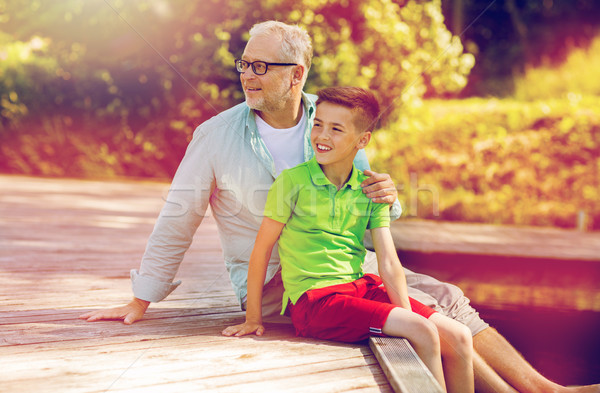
xmin=255 ymin=107 xmax=306 ymax=177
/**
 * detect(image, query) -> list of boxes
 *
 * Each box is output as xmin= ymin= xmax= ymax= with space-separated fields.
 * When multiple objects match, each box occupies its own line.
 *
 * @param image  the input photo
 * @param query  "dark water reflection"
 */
xmin=478 ymin=307 xmax=600 ymax=386
xmin=396 ymin=243 xmax=600 ymax=386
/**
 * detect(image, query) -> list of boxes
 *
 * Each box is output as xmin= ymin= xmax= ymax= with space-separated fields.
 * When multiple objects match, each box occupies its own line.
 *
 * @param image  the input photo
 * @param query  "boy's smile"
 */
xmin=315 ymin=143 xmax=332 ymax=152
xmin=311 ymin=101 xmax=370 ymax=187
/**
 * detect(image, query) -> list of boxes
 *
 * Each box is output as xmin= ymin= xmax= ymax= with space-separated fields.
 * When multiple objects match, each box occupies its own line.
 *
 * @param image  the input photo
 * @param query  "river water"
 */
xmin=479 ymin=307 xmax=600 ymax=386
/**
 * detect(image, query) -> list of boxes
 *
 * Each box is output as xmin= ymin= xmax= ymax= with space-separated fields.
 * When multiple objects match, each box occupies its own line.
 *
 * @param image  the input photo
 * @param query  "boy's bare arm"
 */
xmin=370 ymin=226 xmax=411 ymax=310
xmin=222 ymin=217 xmax=285 ymax=337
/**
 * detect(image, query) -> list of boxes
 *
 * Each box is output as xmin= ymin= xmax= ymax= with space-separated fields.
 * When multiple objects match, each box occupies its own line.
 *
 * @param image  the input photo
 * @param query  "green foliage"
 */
xmin=443 ymin=0 xmax=600 ymax=97
xmin=368 ymin=32 xmax=600 ymax=230
xmin=514 ymin=35 xmax=600 ymax=101
xmin=0 ymin=0 xmax=472 ymax=179
xmin=289 ymin=0 xmax=474 ymax=117
xmin=0 ymin=32 xmax=58 ymax=126
xmin=0 ymin=0 xmax=471 ymax=127
xmin=368 ymin=96 xmax=600 ymax=229
xmin=0 ymin=115 xmax=186 ymax=179
xmin=1 ymin=0 xmax=598 ymax=231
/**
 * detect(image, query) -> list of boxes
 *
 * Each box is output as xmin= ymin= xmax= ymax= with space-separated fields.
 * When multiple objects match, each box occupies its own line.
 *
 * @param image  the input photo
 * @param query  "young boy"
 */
xmin=223 ymin=87 xmax=474 ymax=393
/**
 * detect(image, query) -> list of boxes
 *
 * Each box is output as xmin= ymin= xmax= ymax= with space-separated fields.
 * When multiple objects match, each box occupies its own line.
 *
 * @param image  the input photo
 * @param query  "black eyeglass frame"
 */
xmin=235 ymin=59 xmax=298 ymax=75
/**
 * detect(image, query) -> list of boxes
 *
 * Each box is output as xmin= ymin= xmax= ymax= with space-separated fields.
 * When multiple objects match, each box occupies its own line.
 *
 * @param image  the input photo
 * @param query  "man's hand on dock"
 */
xmin=79 ymin=298 xmax=150 ymax=324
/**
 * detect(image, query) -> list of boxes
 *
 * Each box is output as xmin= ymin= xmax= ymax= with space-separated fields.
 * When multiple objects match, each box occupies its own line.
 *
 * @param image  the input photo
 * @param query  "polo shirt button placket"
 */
xmin=333 ymin=187 xmax=343 ymax=230
xmin=328 ymin=186 xmax=337 ymax=229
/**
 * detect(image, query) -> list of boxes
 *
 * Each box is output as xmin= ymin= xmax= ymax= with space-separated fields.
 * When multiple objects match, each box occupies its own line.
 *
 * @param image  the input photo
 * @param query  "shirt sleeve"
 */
xmin=389 ymin=199 xmax=402 ymax=221
xmin=353 ymin=149 xmax=370 ymax=171
xmin=132 ymin=123 xmax=216 ymax=302
xmin=367 ymin=199 xmax=391 ymax=230
xmin=263 ymin=170 xmax=295 ymax=224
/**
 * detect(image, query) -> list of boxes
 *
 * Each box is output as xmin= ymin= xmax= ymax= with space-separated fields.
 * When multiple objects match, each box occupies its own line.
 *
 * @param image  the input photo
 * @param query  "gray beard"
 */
xmin=246 ymin=87 xmax=293 ymax=113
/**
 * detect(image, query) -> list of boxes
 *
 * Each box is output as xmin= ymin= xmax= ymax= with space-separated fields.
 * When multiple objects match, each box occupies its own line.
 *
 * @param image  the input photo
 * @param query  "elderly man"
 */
xmin=81 ymin=21 xmax=599 ymax=393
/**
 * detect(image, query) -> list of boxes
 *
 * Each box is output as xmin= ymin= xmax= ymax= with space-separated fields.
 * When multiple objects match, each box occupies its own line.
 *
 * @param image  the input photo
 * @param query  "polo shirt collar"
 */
xmin=307 ymin=157 xmax=362 ymax=190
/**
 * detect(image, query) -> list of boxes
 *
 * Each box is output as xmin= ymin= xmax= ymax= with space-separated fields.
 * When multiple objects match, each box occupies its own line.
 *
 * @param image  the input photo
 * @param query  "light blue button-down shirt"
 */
xmin=131 ymin=91 xmax=402 ymax=305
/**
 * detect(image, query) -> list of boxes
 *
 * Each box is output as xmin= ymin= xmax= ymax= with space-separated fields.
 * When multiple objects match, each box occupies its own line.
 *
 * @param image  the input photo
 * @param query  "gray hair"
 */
xmin=249 ymin=21 xmax=313 ymax=78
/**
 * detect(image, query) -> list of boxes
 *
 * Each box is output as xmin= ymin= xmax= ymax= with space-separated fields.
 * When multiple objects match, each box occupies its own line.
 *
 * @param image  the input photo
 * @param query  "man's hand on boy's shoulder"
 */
xmin=361 ymin=170 xmax=398 ymax=205
xmin=222 ymin=320 xmax=265 ymax=337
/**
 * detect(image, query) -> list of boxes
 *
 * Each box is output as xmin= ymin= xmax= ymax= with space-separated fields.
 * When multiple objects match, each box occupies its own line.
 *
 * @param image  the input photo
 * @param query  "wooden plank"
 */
xmin=2 ymin=325 xmax=386 ymax=393
xmin=369 ymin=337 xmax=443 ymax=393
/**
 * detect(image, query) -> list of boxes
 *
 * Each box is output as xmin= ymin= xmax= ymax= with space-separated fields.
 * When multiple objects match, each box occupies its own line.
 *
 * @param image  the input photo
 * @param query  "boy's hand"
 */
xmin=222 ymin=321 xmax=265 ymax=337
xmin=79 ymin=298 xmax=150 ymax=325
xmin=361 ymin=170 xmax=398 ymax=205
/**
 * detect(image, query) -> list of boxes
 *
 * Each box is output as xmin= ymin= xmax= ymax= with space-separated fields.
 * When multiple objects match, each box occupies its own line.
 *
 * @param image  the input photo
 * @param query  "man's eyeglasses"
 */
xmin=235 ymin=59 xmax=298 ymax=75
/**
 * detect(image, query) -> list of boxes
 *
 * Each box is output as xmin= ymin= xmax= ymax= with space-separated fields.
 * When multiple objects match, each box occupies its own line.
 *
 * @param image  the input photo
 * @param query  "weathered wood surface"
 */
xmin=369 ymin=337 xmax=443 ymax=393
xmin=2 ymin=174 xmax=599 ymax=392
xmin=0 ymin=175 xmax=392 ymax=393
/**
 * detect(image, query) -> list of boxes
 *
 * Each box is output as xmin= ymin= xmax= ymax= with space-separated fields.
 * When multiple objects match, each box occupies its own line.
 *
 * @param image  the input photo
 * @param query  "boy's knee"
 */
xmin=458 ymin=323 xmax=473 ymax=349
xmin=449 ymin=322 xmax=473 ymax=357
xmin=415 ymin=318 xmax=441 ymax=350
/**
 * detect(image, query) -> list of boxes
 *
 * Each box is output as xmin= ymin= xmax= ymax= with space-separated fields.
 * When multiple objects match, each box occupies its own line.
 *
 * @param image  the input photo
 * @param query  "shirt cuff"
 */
xmin=390 ymin=199 xmax=402 ymax=221
xmin=130 ymin=269 xmax=181 ymax=302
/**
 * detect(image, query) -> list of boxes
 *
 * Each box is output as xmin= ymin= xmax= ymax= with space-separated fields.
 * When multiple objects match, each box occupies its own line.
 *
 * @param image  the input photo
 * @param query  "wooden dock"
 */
xmin=0 ymin=175 xmax=395 ymax=393
xmin=2 ymin=175 xmax=599 ymax=392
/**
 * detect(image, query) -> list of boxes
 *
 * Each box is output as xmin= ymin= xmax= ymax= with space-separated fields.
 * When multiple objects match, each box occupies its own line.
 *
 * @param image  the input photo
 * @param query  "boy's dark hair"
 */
xmin=315 ymin=87 xmax=380 ymax=133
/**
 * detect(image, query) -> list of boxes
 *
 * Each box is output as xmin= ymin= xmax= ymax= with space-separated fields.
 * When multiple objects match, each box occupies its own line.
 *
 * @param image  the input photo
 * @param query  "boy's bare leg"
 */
xmin=430 ymin=313 xmax=474 ymax=393
xmin=383 ymin=308 xmax=447 ymax=391
xmin=474 ymin=328 xmax=600 ymax=393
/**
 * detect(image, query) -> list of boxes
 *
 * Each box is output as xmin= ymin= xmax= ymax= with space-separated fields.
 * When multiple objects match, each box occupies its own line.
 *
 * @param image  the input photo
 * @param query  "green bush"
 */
xmin=514 ymin=36 xmax=600 ymax=101
xmin=0 ymin=115 xmax=190 ymax=180
xmin=368 ymin=97 xmax=600 ymax=230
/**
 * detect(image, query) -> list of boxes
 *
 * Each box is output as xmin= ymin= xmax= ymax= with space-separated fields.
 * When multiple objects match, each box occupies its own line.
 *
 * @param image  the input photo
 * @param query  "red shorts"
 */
xmin=288 ymin=274 xmax=436 ymax=343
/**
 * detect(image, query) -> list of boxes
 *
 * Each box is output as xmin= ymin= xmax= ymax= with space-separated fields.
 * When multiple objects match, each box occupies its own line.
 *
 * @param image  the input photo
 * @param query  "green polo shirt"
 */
xmin=264 ymin=157 xmax=391 ymax=314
